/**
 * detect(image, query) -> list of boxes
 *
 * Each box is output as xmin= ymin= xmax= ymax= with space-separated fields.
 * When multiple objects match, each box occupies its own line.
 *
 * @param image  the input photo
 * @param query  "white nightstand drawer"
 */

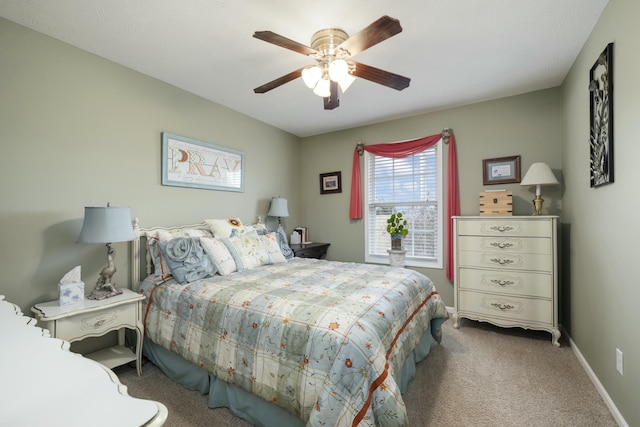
xmin=55 ymin=304 xmax=136 ymax=342
xmin=458 ymin=268 xmax=553 ymax=298
xmin=457 ymin=218 xmax=551 ymax=237
xmin=457 ymin=236 xmax=551 ymax=254
xmin=458 ymin=290 xmax=552 ymax=325
xmin=457 ymin=250 xmax=553 ymax=272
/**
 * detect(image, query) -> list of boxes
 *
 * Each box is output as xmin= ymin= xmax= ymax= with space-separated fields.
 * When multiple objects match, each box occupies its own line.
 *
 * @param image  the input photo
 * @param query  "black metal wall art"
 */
xmin=589 ymin=43 xmax=614 ymax=188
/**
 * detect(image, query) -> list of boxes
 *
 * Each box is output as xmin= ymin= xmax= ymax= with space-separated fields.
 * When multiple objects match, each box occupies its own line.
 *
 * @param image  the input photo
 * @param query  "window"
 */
xmin=364 ymin=144 xmax=443 ymax=268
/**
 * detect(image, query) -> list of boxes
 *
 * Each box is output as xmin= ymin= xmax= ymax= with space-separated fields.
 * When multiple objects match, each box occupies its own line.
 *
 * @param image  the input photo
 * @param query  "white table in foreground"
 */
xmin=1 ymin=295 xmax=167 ymax=426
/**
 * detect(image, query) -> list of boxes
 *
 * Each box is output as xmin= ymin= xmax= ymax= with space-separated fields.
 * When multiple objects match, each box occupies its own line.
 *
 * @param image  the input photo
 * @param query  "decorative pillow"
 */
xmin=201 ymin=236 xmax=238 ymax=276
xmin=260 ymin=232 xmax=287 ymax=264
xmin=222 ymin=230 xmax=272 ymax=271
xmin=205 ymin=218 xmax=244 ymax=238
xmin=158 ymin=238 xmax=216 ymax=284
xmin=275 ymin=225 xmax=294 ymax=259
xmin=242 ymin=222 xmax=269 ymax=235
xmin=146 ymin=227 xmax=213 ymax=281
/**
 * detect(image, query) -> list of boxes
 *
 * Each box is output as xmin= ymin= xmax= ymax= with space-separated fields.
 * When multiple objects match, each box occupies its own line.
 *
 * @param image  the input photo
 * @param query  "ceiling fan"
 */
xmin=253 ymin=16 xmax=411 ymax=110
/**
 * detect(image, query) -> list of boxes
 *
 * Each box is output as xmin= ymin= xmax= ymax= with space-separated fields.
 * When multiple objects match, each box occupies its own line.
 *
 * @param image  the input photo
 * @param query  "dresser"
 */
xmin=452 ymin=216 xmax=560 ymax=346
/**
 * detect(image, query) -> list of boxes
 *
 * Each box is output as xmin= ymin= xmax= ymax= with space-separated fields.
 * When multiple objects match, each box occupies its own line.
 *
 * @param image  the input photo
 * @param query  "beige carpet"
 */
xmin=116 ymin=318 xmax=617 ymax=426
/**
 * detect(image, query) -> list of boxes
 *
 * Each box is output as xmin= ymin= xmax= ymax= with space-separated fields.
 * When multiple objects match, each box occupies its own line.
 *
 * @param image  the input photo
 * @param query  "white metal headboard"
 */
xmin=129 ymin=218 xmax=211 ymax=291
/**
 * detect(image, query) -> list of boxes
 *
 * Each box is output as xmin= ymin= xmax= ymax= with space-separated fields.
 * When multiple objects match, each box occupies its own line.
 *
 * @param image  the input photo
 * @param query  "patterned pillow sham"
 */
xmin=222 ymin=230 xmax=272 ymax=271
xmin=200 ymin=236 xmax=238 ymax=276
xmin=260 ymin=232 xmax=287 ymax=264
xmin=157 ymin=238 xmax=216 ymax=284
xmin=205 ymin=218 xmax=244 ymax=238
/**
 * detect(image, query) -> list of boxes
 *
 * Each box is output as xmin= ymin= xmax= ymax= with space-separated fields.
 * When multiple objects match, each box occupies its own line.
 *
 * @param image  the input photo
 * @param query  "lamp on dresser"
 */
xmin=77 ymin=203 xmax=136 ymax=300
xmin=520 ymin=162 xmax=559 ymax=215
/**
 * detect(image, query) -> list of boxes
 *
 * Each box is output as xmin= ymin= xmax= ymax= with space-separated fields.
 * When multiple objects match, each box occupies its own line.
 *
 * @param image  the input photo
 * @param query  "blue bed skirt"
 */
xmin=143 ymin=317 xmax=445 ymax=427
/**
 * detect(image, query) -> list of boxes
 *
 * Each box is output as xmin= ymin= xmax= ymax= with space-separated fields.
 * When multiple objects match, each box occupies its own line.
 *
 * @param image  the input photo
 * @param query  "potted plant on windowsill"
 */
xmin=386 ymin=213 xmax=408 ymax=268
xmin=386 ymin=213 xmax=409 ymax=249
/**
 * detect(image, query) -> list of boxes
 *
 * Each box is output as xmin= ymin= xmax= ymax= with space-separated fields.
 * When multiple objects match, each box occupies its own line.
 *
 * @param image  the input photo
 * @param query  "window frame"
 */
xmin=363 ymin=143 xmax=444 ymax=269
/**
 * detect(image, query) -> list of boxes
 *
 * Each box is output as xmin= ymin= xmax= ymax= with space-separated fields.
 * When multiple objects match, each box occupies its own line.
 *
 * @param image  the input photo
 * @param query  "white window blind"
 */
xmin=364 ymin=145 xmax=443 ymax=268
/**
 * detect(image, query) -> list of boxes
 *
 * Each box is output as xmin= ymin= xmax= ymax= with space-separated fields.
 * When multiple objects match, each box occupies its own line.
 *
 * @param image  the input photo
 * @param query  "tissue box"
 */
xmin=59 ymin=282 xmax=84 ymax=306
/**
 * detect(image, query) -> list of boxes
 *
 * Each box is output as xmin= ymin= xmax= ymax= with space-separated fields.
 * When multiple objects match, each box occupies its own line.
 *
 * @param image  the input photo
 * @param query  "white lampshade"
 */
xmin=338 ymin=73 xmax=356 ymax=93
xmin=302 ymin=66 xmax=322 ymax=89
xmin=267 ymin=197 xmax=289 ymax=218
xmin=521 ymin=163 xmax=559 ymax=195
xmin=328 ymin=59 xmax=349 ymax=82
xmin=312 ymin=78 xmax=331 ymax=97
xmin=77 ymin=206 xmax=136 ymax=244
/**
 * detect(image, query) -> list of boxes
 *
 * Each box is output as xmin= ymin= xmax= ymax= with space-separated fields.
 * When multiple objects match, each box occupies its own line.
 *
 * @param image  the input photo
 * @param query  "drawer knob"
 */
xmin=490 ymin=258 xmax=514 ymax=265
xmin=492 ymin=279 xmax=514 ymax=286
xmin=490 ymin=226 xmax=514 ymax=233
xmin=490 ymin=242 xmax=514 ymax=249
xmin=491 ymin=303 xmax=514 ymax=311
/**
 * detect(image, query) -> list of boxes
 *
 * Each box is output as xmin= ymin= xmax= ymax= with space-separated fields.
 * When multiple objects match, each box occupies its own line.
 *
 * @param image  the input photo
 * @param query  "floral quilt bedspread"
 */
xmin=141 ymin=258 xmax=449 ymax=426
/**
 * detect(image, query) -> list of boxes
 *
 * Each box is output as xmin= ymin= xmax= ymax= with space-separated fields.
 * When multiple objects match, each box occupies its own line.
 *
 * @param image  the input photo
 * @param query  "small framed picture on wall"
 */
xmin=319 ymin=171 xmax=342 ymax=194
xmin=482 ymin=155 xmax=521 ymax=185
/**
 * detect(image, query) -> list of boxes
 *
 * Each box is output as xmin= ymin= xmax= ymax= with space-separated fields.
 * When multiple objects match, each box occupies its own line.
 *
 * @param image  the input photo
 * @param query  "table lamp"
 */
xmin=267 ymin=197 xmax=289 ymax=226
xmin=77 ymin=203 xmax=136 ymax=300
xmin=520 ymin=163 xmax=559 ymax=215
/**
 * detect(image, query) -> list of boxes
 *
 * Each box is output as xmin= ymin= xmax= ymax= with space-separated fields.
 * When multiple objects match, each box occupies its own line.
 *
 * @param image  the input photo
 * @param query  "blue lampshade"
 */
xmin=267 ymin=197 xmax=289 ymax=218
xmin=77 ymin=206 xmax=136 ymax=244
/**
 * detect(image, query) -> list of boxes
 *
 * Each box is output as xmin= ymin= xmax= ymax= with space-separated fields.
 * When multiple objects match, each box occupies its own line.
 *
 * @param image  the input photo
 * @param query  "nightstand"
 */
xmin=31 ymin=288 xmax=145 ymax=375
xmin=290 ymin=242 xmax=330 ymax=259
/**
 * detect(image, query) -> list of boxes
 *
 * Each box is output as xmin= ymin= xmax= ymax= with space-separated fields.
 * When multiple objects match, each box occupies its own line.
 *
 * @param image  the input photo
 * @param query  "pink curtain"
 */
xmin=349 ymin=131 xmax=460 ymax=281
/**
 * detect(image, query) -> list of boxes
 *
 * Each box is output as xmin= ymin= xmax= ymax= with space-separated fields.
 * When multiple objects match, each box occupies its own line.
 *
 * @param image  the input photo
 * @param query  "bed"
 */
xmin=130 ymin=218 xmax=449 ymax=427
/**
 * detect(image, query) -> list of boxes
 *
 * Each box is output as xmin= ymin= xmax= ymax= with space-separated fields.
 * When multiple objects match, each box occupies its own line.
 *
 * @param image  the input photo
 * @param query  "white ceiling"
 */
xmin=0 ymin=0 xmax=608 ymax=137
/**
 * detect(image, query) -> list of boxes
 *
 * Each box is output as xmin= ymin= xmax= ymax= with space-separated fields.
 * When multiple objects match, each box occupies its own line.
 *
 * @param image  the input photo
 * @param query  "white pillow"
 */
xmin=260 ymin=232 xmax=287 ymax=264
xmin=200 ymin=236 xmax=238 ymax=276
xmin=205 ymin=218 xmax=244 ymax=238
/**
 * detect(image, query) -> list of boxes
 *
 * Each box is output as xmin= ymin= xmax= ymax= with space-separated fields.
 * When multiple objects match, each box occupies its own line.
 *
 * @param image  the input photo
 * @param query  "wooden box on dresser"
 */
xmin=452 ymin=216 xmax=560 ymax=346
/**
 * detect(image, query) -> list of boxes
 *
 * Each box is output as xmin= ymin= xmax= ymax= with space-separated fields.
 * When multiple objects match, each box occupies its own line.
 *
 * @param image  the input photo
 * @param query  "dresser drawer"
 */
xmin=458 ymin=268 xmax=553 ymax=298
xmin=457 ymin=250 xmax=553 ymax=272
xmin=55 ymin=305 xmax=137 ymax=342
xmin=458 ymin=290 xmax=552 ymax=325
xmin=457 ymin=236 xmax=551 ymax=254
xmin=457 ymin=219 xmax=551 ymax=237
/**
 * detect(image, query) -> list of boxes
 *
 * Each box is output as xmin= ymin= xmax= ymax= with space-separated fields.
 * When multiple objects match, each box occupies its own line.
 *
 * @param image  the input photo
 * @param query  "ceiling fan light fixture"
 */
xmin=302 ymin=65 xmax=322 ymax=89
xmin=313 ymin=78 xmax=331 ymax=97
xmin=338 ymin=73 xmax=356 ymax=93
xmin=328 ymin=59 xmax=349 ymax=82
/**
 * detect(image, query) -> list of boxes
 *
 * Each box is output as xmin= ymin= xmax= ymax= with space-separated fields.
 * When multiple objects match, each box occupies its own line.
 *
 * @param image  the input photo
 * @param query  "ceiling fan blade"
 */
xmin=253 ymin=31 xmax=318 ymax=56
xmin=324 ymin=81 xmax=340 ymax=110
xmin=338 ymin=16 xmax=403 ymax=57
xmin=254 ymin=67 xmax=306 ymax=93
xmin=351 ymin=61 xmax=410 ymax=91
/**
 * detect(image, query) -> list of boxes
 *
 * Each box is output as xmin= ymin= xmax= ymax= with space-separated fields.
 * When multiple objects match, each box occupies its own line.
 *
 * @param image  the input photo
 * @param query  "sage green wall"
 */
xmin=562 ymin=0 xmax=639 ymax=425
xmin=0 ymin=18 xmax=301 ymax=314
xmin=300 ymin=88 xmax=563 ymax=306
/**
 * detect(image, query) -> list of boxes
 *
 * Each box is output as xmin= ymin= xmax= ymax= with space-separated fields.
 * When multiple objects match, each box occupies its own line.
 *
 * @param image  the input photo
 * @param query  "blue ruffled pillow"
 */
xmin=275 ymin=225 xmax=294 ymax=259
xmin=158 ymin=237 xmax=216 ymax=284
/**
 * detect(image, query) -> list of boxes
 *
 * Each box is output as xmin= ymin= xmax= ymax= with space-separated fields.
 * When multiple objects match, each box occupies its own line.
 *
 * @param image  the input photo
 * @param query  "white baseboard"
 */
xmin=564 ymin=327 xmax=628 ymax=427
